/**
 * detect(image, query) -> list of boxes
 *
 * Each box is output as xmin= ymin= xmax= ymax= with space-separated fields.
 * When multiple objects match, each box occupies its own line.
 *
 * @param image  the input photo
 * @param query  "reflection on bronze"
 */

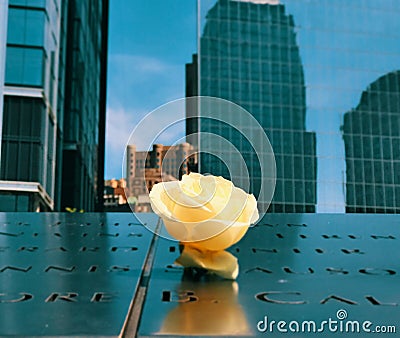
xmin=158 ymin=271 xmax=251 ymax=336
xmin=175 ymin=244 xmax=239 ymax=279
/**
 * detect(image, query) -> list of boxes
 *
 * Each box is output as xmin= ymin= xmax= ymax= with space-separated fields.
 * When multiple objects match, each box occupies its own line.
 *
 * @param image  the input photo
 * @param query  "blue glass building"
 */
xmin=188 ymin=0 xmax=400 ymax=213
xmin=187 ymin=0 xmax=317 ymax=212
xmin=0 ymin=0 xmax=108 ymax=211
xmin=343 ymin=71 xmax=400 ymax=213
xmin=0 ymin=1 xmax=7 ymax=149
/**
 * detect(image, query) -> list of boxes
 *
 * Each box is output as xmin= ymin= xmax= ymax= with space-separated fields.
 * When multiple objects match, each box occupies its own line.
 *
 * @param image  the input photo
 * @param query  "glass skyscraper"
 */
xmin=0 ymin=0 xmax=108 ymax=211
xmin=58 ymin=0 xmax=108 ymax=211
xmin=188 ymin=0 xmax=317 ymax=212
xmin=188 ymin=0 xmax=400 ymax=213
xmin=0 ymin=1 xmax=7 ymax=148
xmin=343 ymin=71 xmax=400 ymax=213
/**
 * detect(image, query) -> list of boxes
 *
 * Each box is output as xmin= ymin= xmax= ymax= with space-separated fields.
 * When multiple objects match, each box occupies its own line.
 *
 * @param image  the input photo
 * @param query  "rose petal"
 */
xmin=149 ymin=173 xmax=259 ymax=249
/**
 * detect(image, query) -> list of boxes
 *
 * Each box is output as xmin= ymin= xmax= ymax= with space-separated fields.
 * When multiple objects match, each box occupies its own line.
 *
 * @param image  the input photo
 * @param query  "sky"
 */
xmin=106 ymin=0 xmax=197 ymax=180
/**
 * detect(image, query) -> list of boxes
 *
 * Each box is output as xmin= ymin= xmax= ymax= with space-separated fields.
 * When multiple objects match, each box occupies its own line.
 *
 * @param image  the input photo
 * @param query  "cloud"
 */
xmin=105 ymin=54 xmax=188 ymax=179
xmin=107 ymin=54 xmax=181 ymax=94
xmin=105 ymin=106 xmax=142 ymax=179
xmin=126 ymin=101 xmax=186 ymax=150
xmin=105 ymin=103 xmax=186 ymax=179
xmin=109 ymin=54 xmax=173 ymax=75
xmin=106 ymin=53 xmax=185 ymax=114
xmin=107 ymin=107 xmax=141 ymax=149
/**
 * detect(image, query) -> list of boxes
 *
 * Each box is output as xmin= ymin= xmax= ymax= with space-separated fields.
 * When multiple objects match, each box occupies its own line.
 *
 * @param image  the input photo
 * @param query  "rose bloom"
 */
xmin=149 ymin=173 xmax=259 ymax=251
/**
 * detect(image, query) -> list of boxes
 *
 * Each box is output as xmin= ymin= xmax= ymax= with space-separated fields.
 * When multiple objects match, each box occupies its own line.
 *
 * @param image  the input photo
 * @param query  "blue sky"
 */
xmin=105 ymin=0 xmax=197 ymax=179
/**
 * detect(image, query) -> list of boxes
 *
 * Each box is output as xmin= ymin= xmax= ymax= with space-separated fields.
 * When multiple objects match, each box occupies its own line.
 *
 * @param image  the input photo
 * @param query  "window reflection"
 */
xmin=7 ymin=8 xmax=45 ymax=46
xmin=5 ymin=47 xmax=44 ymax=86
xmin=196 ymin=0 xmax=400 ymax=213
xmin=343 ymin=71 xmax=400 ymax=213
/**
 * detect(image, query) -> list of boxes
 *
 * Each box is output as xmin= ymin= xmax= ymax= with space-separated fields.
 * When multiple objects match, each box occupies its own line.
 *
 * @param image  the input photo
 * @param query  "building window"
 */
xmin=7 ymin=8 xmax=45 ymax=46
xmin=9 ymin=0 xmax=46 ymax=7
xmin=5 ymin=46 xmax=44 ymax=87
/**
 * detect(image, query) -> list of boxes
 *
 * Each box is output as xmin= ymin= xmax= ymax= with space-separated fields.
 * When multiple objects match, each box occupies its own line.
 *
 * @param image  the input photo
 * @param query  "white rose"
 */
xmin=149 ymin=173 xmax=259 ymax=251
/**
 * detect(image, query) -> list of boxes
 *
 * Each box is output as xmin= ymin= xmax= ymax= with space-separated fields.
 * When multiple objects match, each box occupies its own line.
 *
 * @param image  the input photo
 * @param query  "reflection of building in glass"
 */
xmin=343 ymin=71 xmax=400 ymax=213
xmin=0 ymin=0 xmax=109 ymax=211
xmin=187 ymin=0 xmax=317 ymax=212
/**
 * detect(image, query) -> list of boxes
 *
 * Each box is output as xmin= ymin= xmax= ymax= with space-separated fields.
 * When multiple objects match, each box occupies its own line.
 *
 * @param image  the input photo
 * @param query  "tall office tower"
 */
xmin=187 ymin=0 xmax=317 ymax=212
xmin=343 ymin=71 xmax=400 ymax=213
xmin=0 ymin=0 xmax=108 ymax=212
xmin=0 ymin=1 xmax=7 ymax=149
xmin=59 ymin=1 xmax=108 ymax=211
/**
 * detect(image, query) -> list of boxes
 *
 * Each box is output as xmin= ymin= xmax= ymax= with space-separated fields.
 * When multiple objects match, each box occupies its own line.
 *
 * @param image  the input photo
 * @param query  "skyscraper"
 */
xmin=343 ymin=71 xmax=400 ymax=213
xmin=58 ymin=0 xmax=108 ymax=211
xmin=0 ymin=0 xmax=108 ymax=211
xmin=0 ymin=1 xmax=7 ymax=154
xmin=187 ymin=0 xmax=317 ymax=212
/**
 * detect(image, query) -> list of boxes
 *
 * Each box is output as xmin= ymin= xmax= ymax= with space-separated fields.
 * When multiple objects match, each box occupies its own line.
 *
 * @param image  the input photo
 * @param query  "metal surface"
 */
xmin=0 ymin=212 xmax=157 ymax=337
xmin=1 ymin=213 xmax=399 ymax=337
xmin=138 ymin=214 xmax=400 ymax=337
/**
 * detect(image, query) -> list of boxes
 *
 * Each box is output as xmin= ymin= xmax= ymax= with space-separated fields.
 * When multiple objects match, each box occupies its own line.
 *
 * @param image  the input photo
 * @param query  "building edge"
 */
xmin=96 ymin=0 xmax=109 ymax=212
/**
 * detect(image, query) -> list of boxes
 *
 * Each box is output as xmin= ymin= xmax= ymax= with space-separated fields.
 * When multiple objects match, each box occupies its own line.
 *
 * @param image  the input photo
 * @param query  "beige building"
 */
xmin=104 ymin=178 xmax=129 ymax=211
xmin=126 ymin=143 xmax=197 ymax=191
xmin=126 ymin=143 xmax=197 ymax=212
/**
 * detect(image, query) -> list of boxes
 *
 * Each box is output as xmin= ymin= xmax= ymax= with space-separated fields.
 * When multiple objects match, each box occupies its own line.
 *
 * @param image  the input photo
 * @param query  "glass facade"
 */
xmin=1 ymin=96 xmax=45 ymax=183
xmin=2 ymin=0 xmax=60 ymax=210
xmin=0 ymin=0 xmax=108 ymax=211
xmin=189 ymin=0 xmax=400 ymax=213
xmin=0 ymin=0 xmax=7 ymax=164
xmin=5 ymin=0 xmax=60 ymax=94
xmin=6 ymin=47 xmax=44 ymax=86
xmin=191 ymin=0 xmax=317 ymax=212
xmin=59 ymin=0 xmax=108 ymax=211
xmin=343 ymin=71 xmax=400 ymax=213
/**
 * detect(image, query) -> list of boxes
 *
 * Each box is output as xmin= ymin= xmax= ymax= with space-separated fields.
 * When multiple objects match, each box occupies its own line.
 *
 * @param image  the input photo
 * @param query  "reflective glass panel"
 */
xmin=5 ymin=46 xmax=44 ymax=86
xmin=7 ymin=8 xmax=45 ymax=46
xmin=197 ymin=0 xmax=400 ymax=213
